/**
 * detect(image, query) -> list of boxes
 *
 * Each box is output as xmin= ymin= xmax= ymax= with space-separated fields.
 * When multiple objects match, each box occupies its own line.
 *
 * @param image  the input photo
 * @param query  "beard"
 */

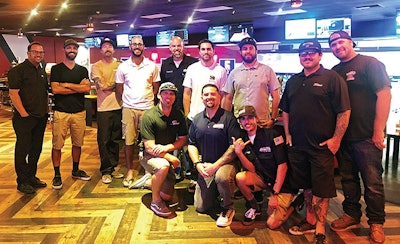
xmin=66 ymin=52 xmax=77 ymax=60
xmin=132 ymin=49 xmax=143 ymax=58
xmin=242 ymin=54 xmax=256 ymax=64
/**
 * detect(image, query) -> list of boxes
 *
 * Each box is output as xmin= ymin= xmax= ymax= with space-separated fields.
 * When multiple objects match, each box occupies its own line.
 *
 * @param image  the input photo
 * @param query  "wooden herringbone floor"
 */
xmin=0 ymin=106 xmax=399 ymax=244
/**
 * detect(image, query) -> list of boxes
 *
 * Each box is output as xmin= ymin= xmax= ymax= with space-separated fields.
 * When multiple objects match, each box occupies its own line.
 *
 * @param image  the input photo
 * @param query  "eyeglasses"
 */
xmin=29 ymin=50 xmax=45 ymax=55
xmin=299 ymin=51 xmax=318 ymax=57
xmin=130 ymin=43 xmax=143 ymax=47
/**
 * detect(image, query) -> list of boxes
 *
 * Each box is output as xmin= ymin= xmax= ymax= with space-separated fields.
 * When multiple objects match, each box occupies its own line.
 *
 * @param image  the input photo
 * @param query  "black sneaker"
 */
xmin=72 ymin=170 xmax=91 ymax=181
xmin=17 ymin=183 xmax=36 ymax=194
xmin=289 ymin=219 xmax=316 ymax=235
xmin=242 ymin=207 xmax=261 ymax=226
xmin=52 ymin=176 xmax=63 ymax=190
xmin=315 ymin=233 xmax=326 ymax=244
xmin=30 ymin=177 xmax=47 ymax=188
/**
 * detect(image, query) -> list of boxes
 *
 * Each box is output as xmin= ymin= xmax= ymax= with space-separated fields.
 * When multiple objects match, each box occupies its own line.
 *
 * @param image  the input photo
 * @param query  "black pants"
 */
xmin=12 ymin=113 xmax=48 ymax=185
xmin=97 ymin=109 xmax=122 ymax=175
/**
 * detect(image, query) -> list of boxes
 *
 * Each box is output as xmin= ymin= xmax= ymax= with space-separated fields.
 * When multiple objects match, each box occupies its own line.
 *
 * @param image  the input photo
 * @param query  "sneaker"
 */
xmin=187 ymin=180 xmax=197 ymax=193
xmin=150 ymin=200 xmax=172 ymax=217
xmin=216 ymin=209 xmax=235 ymax=227
xmin=30 ymin=177 xmax=47 ymax=188
xmin=122 ymin=178 xmax=133 ymax=187
xmin=369 ymin=224 xmax=385 ymax=244
xmin=330 ymin=214 xmax=360 ymax=232
xmin=102 ymin=174 xmax=112 ymax=184
xmin=111 ymin=170 xmax=124 ymax=179
xmin=290 ymin=192 xmax=305 ymax=213
xmin=233 ymin=189 xmax=244 ymax=199
xmin=17 ymin=183 xmax=36 ymax=194
xmin=52 ymin=176 xmax=63 ymax=190
xmin=289 ymin=219 xmax=316 ymax=235
xmin=254 ymin=191 xmax=264 ymax=204
xmin=72 ymin=170 xmax=91 ymax=181
xmin=242 ymin=208 xmax=261 ymax=226
xmin=129 ymin=173 xmax=151 ymax=189
xmin=315 ymin=233 xmax=326 ymax=244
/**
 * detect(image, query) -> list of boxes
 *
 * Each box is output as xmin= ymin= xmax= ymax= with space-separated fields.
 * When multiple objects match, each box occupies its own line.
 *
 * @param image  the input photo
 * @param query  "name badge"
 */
xmin=213 ymin=124 xmax=224 ymax=129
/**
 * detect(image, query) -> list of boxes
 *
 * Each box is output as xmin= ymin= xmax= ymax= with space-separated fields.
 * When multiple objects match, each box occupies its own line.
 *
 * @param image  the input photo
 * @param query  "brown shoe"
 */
xmin=369 ymin=224 xmax=385 ymax=244
xmin=330 ymin=214 xmax=360 ymax=232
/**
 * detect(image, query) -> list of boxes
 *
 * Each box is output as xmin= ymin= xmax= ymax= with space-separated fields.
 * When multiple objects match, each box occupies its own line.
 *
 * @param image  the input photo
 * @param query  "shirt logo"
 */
xmin=273 ymin=135 xmax=284 ymax=146
xmin=213 ymin=124 xmax=224 ymax=129
xmin=346 ymin=71 xmax=356 ymax=81
xmin=166 ymin=70 xmax=173 ymax=73
xmin=259 ymin=147 xmax=271 ymax=153
xmin=313 ymin=83 xmax=323 ymax=87
xmin=170 ymin=120 xmax=180 ymax=126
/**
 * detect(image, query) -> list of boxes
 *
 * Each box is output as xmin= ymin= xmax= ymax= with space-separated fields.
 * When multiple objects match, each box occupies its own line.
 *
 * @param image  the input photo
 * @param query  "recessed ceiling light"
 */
xmin=141 ymin=13 xmax=171 ymax=19
xmin=194 ymin=6 xmax=232 ymax=12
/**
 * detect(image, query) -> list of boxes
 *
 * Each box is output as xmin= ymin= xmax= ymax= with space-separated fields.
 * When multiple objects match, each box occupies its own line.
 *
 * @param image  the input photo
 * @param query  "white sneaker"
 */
xmin=102 ymin=174 xmax=112 ymax=184
xmin=216 ymin=209 xmax=235 ymax=227
xmin=111 ymin=171 xmax=124 ymax=179
xmin=128 ymin=173 xmax=151 ymax=189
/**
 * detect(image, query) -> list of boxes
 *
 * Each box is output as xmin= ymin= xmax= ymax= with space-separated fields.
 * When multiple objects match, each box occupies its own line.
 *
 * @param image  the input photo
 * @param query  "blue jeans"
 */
xmin=336 ymin=139 xmax=385 ymax=225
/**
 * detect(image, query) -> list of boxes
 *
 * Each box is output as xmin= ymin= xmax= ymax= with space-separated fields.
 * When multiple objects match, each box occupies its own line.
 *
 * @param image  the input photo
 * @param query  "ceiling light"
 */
xmin=291 ymin=0 xmax=302 ymax=8
xmin=17 ymin=28 xmax=23 ymax=38
xmin=86 ymin=17 xmax=94 ymax=32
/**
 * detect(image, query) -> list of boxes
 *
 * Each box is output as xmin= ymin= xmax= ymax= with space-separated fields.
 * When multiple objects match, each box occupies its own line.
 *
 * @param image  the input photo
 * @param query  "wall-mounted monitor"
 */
xmin=285 ymin=18 xmax=316 ymax=40
xmin=116 ymin=34 xmax=129 ymax=47
xmin=229 ymin=24 xmax=254 ymax=42
xmin=128 ymin=34 xmax=142 ymax=42
xmin=84 ymin=37 xmax=102 ymax=48
xmin=208 ymin=25 xmax=230 ymax=43
xmin=397 ymin=13 xmax=400 ymax=35
xmin=317 ymin=17 xmax=351 ymax=38
xmin=156 ymin=29 xmax=188 ymax=46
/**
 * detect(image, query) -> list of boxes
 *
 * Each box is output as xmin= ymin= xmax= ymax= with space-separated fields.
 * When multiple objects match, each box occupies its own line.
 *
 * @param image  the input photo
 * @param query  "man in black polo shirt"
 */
xmin=279 ymin=40 xmax=351 ymax=244
xmin=140 ymin=82 xmax=188 ymax=217
xmin=8 ymin=41 xmax=49 ymax=194
xmin=188 ymin=84 xmax=241 ymax=227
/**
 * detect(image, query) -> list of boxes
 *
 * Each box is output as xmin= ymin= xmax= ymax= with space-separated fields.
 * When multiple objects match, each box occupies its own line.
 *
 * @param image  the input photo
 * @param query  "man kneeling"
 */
xmin=233 ymin=106 xmax=300 ymax=228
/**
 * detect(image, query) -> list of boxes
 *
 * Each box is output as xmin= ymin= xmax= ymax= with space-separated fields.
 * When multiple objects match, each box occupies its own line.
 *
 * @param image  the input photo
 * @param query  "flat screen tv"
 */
xmin=116 ymin=34 xmax=129 ymax=47
xmin=229 ymin=24 xmax=254 ymax=42
xmin=285 ymin=18 xmax=316 ymax=40
xmin=397 ymin=13 xmax=400 ymax=35
xmin=84 ymin=37 xmax=102 ymax=48
xmin=208 ymin=25 xmax=230 ymax=43
xmin=156 ymin=29 xmax=188 ymax=46
xmin=317 ymin=17 xmax=351 ymax=38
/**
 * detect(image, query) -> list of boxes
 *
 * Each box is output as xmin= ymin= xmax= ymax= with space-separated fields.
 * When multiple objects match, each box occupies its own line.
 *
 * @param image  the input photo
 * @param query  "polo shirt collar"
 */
xmin=240 ymin=60 xmax=260 ymax=71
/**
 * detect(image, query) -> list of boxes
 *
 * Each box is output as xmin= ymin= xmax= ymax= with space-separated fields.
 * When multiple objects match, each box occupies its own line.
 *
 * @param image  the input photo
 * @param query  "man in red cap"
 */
xmin=329 ymin=30 xmax=391 ymax=244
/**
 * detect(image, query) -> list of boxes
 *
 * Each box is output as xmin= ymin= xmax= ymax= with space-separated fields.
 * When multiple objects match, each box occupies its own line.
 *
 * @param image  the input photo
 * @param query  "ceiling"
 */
xmin=0 ymin=0 xmax=399 ymax=39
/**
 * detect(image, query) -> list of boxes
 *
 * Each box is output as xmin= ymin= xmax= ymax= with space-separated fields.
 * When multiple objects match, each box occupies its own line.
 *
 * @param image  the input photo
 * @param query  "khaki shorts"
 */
xmin=52 ymin=110 xmax=86 ymax=150
xmin=122 ymin=107 xmax=146 ymax=145
xmin=141 ymin=153 xmax=175 ymax=196
xmin=267 ymin=193 xmax=294 ymax=226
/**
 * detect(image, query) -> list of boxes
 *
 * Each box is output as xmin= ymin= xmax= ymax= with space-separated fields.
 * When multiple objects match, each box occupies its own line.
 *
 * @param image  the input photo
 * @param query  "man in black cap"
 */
xmin=329 ymin=31 xmax=391 ymax=244
xmin=233 ymin=105 xmax=299 ymax=228
xmin=279 ymin=39 xmax=351 ymax=244
xmin=91 ymin=37 xmax=124 ymax=184
xmin=222 ymin=37 xmax=281 ymax=128
xmin=50 ymin=39 xmax=91 ymax=190
xmin=139 ymin=82 xmax=188 ymax=217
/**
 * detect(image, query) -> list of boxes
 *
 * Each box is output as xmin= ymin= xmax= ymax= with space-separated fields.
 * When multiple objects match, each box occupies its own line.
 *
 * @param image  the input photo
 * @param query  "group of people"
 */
xmin=8 ymin=30 xmax=391 ymax=244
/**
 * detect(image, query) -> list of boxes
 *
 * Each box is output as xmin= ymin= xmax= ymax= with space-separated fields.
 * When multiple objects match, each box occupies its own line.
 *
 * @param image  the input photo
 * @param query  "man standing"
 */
xmin=183 ymin=39 xmax=227 ymax=122
xmin=279 ymin=40 xmax=351 ymax=244
xmin=8 ymin=41 xmax=48 ymax=194
xmin=222 ymin=37 xmax=281 ymax=128
xmin=116 ymin=36 xmax=160 ymax=187
xmin=50 ymin=39 xmax=92 ymax=190
xmin=233 ymin=105 xmax=299 ymax=228
xmin=160 ymin=36 xmax=198 ymax=112
xmin=188 ymin=84 xmax=241 ymax=227
xmin=91 ymin=37 xmax=124 ymax=184
xmin=329 ymin=31 xmax=391 ymax=244
xmin=140 ymin=82 xmax=188 ymax=217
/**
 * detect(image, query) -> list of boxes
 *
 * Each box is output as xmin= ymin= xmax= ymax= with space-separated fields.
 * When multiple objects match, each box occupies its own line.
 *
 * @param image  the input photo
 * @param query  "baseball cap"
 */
xmin=328 ymin=31 xmax=356 ymax=47
xmin=64 ymin=39 xmax=79 ymax=48
xmin=238 ymin=105 xmax=257 ymax=118
xmin=298 ymin=40 xmax=322 ymax=53
xmin=159 ymin=82 xmax=178 ymax=94
xmin=238 ymin=37 xmax=257 ymax=49
xmin=100 ymin=37 xmax=115 ymax=48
